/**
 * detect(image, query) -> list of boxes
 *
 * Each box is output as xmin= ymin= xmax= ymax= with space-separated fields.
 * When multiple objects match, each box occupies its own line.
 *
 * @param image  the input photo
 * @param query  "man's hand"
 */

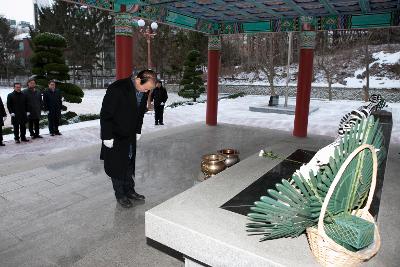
xmin=2 ymin=116 xmax=6 ymax=122
xmin=27 ymin=112 xmax=31 ymax=116
xmin=136 ymin=134 xmax=141 ymax=141
xmin=103 ymin=139 xmax=114 ymax=148
xmin=160 ymin=102 xmax=165 ymax=106
xmin=11 ymin=113 xmax=15 ymax=117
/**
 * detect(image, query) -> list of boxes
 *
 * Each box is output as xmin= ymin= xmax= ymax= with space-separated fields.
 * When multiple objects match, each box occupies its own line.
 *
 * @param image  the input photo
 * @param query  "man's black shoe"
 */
xmin=15 ymin=139 xmax=20 ymax=144
xmin=36 ymin=135 xmax=43 ymax=138
xmin=50 ymin=133 xmax=55 ymax=136
xmin=117 ymin=197 xmax=133 ymax=208
xmin=159 ymin=122 xmax=164 ymax=125
xmin=55 ymin=132 xmax=62 ymax=136
xmin=32 ymin=135 xmax=37 ymax=139
xmin=21 ymin=138 xmax=29 ymax=142
xmin=0 ymin=143 xmax=5 ymax=146
xmin=127 ymin=191 xmax=145 ymax=200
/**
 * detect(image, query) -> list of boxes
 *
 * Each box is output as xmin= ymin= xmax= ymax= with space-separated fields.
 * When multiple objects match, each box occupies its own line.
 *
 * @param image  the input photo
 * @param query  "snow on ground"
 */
xmin=0 ymin=92 xmax=398 ymax=160
xmin=0 ymin=88 xmax=201 ymax=127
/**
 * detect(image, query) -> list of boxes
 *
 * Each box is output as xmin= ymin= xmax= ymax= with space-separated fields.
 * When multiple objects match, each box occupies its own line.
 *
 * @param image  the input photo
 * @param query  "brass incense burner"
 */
xmin=217 ymin=148 xmax=240 ymax=167
xmin=201 ymin=153 xmax=227 ymax=179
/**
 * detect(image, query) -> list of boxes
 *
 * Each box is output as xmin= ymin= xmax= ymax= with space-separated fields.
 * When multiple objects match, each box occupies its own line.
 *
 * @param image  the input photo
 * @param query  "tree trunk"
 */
xmin=90 ymin=69 xmax=94 ymax=88
xmin=364 ymin=40 xmax=370 ymax=102
xmin=5 ymin=64 xmax=9 ymax=85
xmin=328 ymin=82 xmax=332 ymax=101
xmin=268 ymin=36 xmax=276 ymax=96
xmin=284 ymin=32 xmax=292 ymax=107
xmin=72 ymin=63 xmax=76 ymax=84
xmin=269 ymin=75 xmax=276 ymax=96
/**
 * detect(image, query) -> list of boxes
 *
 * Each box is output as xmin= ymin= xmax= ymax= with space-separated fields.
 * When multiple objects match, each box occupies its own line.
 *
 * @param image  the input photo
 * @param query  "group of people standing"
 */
xmin=0 ymin=78 xmax=63 ymax=146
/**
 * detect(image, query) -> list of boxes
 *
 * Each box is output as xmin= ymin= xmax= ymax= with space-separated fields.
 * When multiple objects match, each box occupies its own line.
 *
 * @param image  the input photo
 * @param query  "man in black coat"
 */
xmin=100 ymin=69 xmax=156 ymax=208
xmin=43 ymin=80 xmax=63 ymax=136
xmin=151 ymin=80 xmax=168 ymax=125
xmin=7 ymin=82 xmax=29 ymax=143
xmin=0 ymin=95 xmax=7 ymax=146
xmin=23 ymin=78 xmax=43 ymax=139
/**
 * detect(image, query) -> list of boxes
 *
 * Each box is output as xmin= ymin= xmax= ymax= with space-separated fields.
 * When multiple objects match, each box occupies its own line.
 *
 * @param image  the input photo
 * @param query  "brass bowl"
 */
xmin=201 ymin=153 xmax=226 ymax=177
xmin=217 ymin=148 xmax=240 ymax=167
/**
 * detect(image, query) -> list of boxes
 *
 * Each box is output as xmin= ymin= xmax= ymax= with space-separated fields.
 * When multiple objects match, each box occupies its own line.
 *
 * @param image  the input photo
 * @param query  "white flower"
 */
xmin=259 ymin=150 xmax=265 ymax=157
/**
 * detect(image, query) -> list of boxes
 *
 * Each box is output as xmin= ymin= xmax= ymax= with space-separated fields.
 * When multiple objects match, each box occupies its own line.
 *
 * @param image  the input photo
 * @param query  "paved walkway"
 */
xmin=0 ymin=123 xmax=398 ymax=267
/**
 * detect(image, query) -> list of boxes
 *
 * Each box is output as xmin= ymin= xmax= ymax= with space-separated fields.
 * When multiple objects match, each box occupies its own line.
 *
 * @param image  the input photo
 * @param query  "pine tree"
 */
xmin=31 ymin=32 xmax=83 ymax=103
xmin=178 ymin=50 xmax=205 ymax=102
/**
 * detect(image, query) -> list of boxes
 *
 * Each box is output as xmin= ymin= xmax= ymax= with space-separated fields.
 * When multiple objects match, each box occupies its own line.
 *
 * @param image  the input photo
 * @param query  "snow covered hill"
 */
xmin=220 ymin=44 xmax=400 ymax=89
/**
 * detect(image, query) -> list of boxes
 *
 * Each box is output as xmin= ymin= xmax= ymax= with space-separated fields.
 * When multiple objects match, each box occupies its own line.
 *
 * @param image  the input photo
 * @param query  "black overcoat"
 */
xmin=0 ymin=96 xmax=6 ymax=127
xmin=23 ymin=88 xmax=42 ymax=120
xmin=43 ymin=89 xmax=62 ymax=118
xmin=100 ymin=77 xmax=148 ymax=178
xmin=151 ymin=86 xmax=168 ymax=107
xmin=7 ymin=91 xmax=29 ymax=125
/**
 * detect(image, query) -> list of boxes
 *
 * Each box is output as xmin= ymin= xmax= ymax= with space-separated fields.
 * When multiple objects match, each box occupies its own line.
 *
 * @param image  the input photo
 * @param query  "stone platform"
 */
xmin=146 ymin=125 xmax=400 ymax=267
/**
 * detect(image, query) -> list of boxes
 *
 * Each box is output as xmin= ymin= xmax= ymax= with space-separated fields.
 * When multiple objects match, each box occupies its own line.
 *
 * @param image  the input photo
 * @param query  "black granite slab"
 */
xmin=220 ymin=149 xmax=316 ymax=216
xmin=370 ymin=110 xmax=393 ymax=220
xmin=221 ymin=127 xmax=390 ymax=218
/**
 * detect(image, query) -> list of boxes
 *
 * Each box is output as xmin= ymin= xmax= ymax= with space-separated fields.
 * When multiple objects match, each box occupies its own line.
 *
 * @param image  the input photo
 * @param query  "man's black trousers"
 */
xmin=28 ymin=119 xmax=40 ymax=137
xmin=111 ymin=144 xmax=136 ymax=200
xmin=48 ymin=113 xmax=60 ymax=134
xmin=13 ymin=123 xmax=26 ymax=140
xmin=154 ymin=105 xmax=164 ymax=124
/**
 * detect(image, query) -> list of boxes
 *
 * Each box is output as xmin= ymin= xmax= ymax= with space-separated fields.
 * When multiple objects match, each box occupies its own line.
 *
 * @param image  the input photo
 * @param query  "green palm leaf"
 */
xmin=247 ymin=116 xmax=384 ymax=241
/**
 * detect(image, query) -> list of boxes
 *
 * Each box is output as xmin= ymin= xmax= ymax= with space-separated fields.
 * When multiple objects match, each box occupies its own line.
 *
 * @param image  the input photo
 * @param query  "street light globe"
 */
xmin=151 ymin=22 xmax=158 ymax=30
xmin=137 ymin=19 xmax=145 ymax=27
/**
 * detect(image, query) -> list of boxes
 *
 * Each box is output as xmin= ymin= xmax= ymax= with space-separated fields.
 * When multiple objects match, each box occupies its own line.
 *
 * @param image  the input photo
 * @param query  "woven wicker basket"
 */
xmin=306 ymin=144 xmax=381 ymax=267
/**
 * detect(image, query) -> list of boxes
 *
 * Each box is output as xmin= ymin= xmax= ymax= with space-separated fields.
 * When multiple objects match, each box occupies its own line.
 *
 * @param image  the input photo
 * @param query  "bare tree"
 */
xmin=256 ymin=33 xmax=285 ymax=96
xmin=363 ymin=31 xmax=373 ymax=102
xmin=0 ymin=17 xmax=19 ymax=84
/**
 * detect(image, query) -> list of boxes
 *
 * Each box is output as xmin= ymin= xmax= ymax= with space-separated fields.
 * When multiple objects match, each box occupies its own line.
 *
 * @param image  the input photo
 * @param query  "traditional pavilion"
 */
xmin=61 ymin=0 xmax=399 ymax=137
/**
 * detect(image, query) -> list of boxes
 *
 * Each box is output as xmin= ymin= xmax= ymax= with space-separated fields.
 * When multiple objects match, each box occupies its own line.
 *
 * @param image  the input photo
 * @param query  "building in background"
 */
xmin=14 ymin=32 xmax=32 ymax=68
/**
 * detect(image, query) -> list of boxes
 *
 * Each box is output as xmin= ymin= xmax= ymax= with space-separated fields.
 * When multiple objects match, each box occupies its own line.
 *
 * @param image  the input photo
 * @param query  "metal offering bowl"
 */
xmin=217 ymin=148 xmax=240 ymax=167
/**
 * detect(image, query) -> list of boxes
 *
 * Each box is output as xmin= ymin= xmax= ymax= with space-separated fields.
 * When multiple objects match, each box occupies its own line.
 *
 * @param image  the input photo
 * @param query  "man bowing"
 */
xmin=100 ymin=69 xmax=156 ymax=208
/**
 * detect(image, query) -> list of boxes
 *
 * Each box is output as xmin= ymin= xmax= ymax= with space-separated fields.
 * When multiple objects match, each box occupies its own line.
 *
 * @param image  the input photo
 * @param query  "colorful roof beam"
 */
xmin=359 ymin=0 xmax=371 ymax=14
xmin=318 ymin=0 xmax=339 ymax=15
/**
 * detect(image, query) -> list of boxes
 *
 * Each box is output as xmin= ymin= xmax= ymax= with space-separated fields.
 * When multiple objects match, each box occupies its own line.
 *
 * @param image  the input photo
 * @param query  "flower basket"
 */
xmin=306 ymin=144 xmax=381 ymax=267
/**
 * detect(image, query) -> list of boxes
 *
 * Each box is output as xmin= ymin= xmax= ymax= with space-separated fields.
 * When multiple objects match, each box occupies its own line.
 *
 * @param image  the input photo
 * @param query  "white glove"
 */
xmin=27 ymin=112 xmax=30 ymax=116
xmin=103 ymin=139 xmax=114 ymax=148
xmin=11 ymin=113 xmax=15 ymax=117
xmin=136 ymin=134 xmax=141 ymax=141
xmin=160 ymin=102 xmax=165 ymax=106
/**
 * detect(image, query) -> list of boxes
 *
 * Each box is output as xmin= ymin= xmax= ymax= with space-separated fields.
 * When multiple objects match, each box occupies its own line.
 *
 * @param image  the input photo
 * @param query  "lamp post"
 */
xmin=137 ymin=19 xmax=158 ymax=69
xmin=137 ymin=19 xmax=158 ymax=111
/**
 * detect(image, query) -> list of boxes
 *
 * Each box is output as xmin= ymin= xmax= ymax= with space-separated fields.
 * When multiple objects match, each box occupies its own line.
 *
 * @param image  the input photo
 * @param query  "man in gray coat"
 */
xmin=23 ymin=77 xmax=43 ymax=139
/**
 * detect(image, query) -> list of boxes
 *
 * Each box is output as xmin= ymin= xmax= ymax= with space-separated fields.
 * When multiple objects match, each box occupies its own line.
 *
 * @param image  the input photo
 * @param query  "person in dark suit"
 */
xmin=23 ymin=77 xmax=43 ymax=139
xmin=43 ymin=80 xmax=63 ymax=136
xmin=151 ymin=80 xmax=168 ymax=125
xmin=7 ymin=82 xmax=29 ymax=143
xmin=0 ymin=95 xmax=7 ymax=146
xmin=100 ymin=69 xmax=156 ymax=208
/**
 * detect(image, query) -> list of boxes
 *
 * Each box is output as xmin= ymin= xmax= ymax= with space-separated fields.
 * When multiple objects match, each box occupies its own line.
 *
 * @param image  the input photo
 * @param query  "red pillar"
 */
xmin=114 ymin=13 xmax=134 ymax=80
xmin=206 ymin=36 xmax=221 ymax=126
xmin=115 ymin=35 xmax=133 ymax=80
xmin=293 ymin=20 xmax=316 ymax=137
